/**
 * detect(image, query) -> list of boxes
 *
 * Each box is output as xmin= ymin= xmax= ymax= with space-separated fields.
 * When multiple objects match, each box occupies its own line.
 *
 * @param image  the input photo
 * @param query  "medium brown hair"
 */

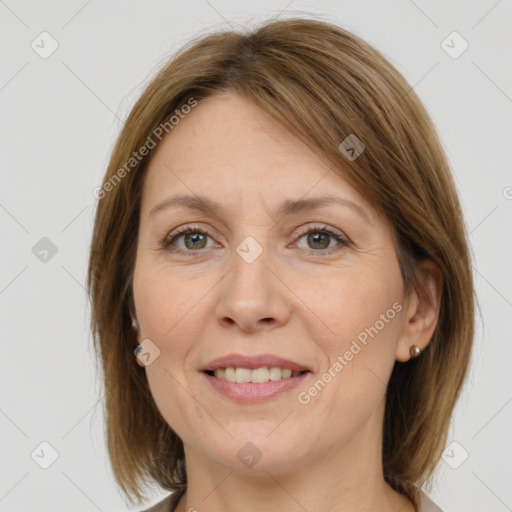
xmin=87 ymin=17 xmax=475 ymax=508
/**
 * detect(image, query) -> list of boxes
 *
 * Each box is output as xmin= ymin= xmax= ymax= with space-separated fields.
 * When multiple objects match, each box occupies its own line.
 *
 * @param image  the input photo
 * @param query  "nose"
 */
xmin=215 ymin=244 xmax=291 ymax=333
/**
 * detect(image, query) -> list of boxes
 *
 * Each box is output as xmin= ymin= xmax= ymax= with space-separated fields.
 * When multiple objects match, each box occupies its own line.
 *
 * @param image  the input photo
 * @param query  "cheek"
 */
xmin=293 ymin=257 xmax=404 ymax=414
xmin=133 ymin=261 xmax=211 ymax=353
xmin=303 ymin=262 xmax=403 ymax=352
xmin=133 ymin=263 xmax=211 ymax=435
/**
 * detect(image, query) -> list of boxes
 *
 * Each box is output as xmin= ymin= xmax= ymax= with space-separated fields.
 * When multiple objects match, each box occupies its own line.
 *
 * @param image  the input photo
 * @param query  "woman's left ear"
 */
xmin=395 ymin=260 xmax=443 ymax=362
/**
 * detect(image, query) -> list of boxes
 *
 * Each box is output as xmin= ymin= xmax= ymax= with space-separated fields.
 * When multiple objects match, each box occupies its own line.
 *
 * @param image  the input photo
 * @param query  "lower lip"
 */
xmin=202 ymin=372 xmax=310 ymax=403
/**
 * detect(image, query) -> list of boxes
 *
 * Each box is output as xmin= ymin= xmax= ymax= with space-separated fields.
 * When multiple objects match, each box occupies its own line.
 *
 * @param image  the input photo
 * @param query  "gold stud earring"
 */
xmin=409 ymin=345 xmax=421 ymax=358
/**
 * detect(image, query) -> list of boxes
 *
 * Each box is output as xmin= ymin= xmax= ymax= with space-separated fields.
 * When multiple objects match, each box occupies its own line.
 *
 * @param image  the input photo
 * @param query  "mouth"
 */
xmin=200 ymin=354 xmax=312 ymax=402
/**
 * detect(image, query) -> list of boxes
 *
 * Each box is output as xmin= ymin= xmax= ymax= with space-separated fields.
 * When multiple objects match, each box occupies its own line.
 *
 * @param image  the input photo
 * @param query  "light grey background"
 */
xmin=1 ymin=1 xmax=511 ymax=511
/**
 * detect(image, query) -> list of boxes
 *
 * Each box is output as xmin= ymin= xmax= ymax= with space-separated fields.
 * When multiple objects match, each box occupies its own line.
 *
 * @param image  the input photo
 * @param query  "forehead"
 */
xmin=140 ymin=91 xmax=374 ymax=222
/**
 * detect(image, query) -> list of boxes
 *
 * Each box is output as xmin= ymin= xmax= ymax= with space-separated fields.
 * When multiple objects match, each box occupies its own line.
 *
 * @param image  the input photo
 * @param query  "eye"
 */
xmin=162 ymin=223 xmax=349 ymax=256
xmin=293 ymin=225 xmax=349 ymax=255
xmin=162 ymin=225 xmax=216 ymax=254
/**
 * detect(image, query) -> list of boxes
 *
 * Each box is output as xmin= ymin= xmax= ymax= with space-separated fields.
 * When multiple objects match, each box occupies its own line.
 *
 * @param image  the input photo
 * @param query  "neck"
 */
xmin=175 ymin=467 xmax=415 ymax=512
xmin=174 ymin=406 xmax=416 ymax=512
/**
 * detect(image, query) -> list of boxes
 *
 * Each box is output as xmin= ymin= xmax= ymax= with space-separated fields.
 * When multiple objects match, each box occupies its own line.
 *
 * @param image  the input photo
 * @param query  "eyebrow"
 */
xmin=149 ymin=194 xmax=371 ymax=223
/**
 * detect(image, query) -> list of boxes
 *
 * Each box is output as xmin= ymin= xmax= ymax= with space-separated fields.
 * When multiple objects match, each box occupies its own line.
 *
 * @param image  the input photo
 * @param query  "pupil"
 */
xmin=308 ymin=232 xmax=329 ymax=249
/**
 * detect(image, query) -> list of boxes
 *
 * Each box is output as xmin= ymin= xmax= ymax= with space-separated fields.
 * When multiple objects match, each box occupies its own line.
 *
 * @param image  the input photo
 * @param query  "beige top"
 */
xmin=139 ymin=488 xmax=444 ymax=512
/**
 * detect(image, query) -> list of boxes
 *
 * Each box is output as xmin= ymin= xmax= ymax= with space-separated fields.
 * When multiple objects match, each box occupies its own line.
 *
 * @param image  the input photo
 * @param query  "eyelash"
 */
xmin=162 ymin=224 xmax=350 ymax=256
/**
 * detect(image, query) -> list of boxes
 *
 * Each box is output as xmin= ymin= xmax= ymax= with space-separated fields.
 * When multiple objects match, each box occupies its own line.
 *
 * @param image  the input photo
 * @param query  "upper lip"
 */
xmin=201 ymin=353 xmax=311 ymax=372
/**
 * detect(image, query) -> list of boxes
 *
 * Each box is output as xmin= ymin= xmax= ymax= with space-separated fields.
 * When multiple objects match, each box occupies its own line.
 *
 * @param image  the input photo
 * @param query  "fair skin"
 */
xmin=132 ymin=91 xmax=441 ymax=512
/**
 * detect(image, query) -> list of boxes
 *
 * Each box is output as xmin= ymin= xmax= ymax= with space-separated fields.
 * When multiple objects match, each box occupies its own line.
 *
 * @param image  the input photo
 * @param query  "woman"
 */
xmin=87 ymin=17 xmax=474 ymax=512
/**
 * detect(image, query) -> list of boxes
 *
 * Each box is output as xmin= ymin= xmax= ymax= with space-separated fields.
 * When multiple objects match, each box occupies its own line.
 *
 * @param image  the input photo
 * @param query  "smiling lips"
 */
xmin=201 ymin=353 xmax=311 ymax=402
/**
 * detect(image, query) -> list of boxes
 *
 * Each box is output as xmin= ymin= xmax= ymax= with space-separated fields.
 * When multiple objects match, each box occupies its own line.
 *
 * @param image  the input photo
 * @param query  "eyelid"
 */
xmin=293 ymin=223 xmax=345 ymax=240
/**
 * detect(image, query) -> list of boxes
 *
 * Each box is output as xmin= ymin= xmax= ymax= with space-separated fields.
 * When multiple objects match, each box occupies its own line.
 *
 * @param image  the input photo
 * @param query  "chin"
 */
xmin=199 ymin=429 xmax=310 ymax=476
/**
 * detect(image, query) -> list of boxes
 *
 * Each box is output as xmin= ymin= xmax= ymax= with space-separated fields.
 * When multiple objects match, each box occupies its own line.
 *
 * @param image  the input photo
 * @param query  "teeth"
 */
xmin=213 ymin=367 xmax=303 ymax=383
xmin=235 ymin=368 xmax=251 ymax=383
xmin=269 ymin=367 xmax=282 ymax=381
xmin=282 ymin=368 xmax=292 ymax=379
xmin=225 ymin=367 xmax=235 ymax=382
xmin=251 ymin=367 xmax=269 ymax=383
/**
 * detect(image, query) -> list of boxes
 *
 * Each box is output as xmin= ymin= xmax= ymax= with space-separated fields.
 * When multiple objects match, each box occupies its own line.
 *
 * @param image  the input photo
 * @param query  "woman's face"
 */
xmin=133 ymin=91 xmax=413 ymax=474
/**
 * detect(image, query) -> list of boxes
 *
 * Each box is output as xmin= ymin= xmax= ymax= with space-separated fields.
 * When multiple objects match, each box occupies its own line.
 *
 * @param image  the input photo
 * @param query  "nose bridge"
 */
xmin=233 ymin=236 xmax=271 ymax=298
xmin=216 ymin=235 xmax=290 ymax=331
